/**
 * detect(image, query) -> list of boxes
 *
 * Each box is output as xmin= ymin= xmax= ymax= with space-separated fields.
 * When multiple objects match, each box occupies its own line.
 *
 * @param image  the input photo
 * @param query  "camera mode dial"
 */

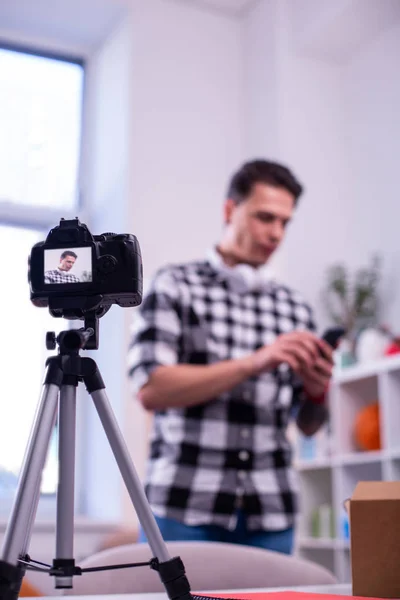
xmin=98 ymin=254 xmax=118 ymax=274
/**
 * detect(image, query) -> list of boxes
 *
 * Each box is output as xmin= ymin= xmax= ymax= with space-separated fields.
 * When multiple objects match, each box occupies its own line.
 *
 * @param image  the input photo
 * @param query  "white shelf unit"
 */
xmin=293 ymin=354 xmax=400 ymax=583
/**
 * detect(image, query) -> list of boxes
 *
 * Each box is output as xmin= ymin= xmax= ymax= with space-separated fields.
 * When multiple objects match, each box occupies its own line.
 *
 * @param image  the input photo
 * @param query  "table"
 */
xmin=33 ymin=583 xmax=352 ymax=600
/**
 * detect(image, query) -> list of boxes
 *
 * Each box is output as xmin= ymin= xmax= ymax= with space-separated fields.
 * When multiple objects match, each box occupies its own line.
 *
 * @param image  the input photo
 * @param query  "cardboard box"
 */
xmin=350 ymin=481 xmax=400 ymax=598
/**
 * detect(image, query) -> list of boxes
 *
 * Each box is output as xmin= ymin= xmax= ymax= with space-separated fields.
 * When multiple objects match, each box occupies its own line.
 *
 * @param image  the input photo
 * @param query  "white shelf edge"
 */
xmin=295 ymin=458 xmax=333 ymax=471
xmin=295 ymin=449 xmax=391 ymax=469
xmin=297 ymin=537 xmax=335 ymax=549
xmin=337 ymin=449 xmax=386 ymax=465
xmin=298 ymin=536 xmax=349 ymax=550
xmin=333 ymin=354 xmax=400 ymax=384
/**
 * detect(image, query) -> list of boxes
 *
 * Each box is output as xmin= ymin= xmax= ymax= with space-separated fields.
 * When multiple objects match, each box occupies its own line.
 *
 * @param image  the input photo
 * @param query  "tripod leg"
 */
xmin=1 ymin=383 xmax=59 ymax=564
xmin=90 ymin=388 xmax=170 ymax=563
xmin=0 ymin=382 xmax=59 ymax=600
xmin=22 ymin=472 xmax=43 ymax=557
xmin=1 ymin=469 xmax=44 ymax=600
xmin=54 ymin=385 xmax=77 ymax=589
xmin=84 ymin=358 xmax=191 ymax=600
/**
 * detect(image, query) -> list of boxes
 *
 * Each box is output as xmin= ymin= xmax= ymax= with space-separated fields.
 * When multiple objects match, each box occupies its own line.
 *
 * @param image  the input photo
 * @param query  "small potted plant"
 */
xmin=323 ymin=254 xmax=384 ymax=365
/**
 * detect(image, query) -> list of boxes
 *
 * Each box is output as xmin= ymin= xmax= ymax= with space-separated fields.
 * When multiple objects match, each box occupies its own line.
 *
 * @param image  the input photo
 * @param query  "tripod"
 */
xmin=0 ymin=318 xmax=192 ymax=600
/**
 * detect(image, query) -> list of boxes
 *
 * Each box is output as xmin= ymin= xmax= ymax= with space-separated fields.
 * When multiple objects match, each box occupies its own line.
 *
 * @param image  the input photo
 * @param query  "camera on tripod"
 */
xmin=0 ymin=218 xmax=193 ymax=600
xmin=28 ymin=217 xmax=143 ymax=320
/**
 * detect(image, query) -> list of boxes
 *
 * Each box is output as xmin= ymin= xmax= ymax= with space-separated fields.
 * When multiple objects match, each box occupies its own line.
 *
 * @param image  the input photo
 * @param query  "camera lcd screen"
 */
xmin=44 ymin=247 xmax=92 ymax=284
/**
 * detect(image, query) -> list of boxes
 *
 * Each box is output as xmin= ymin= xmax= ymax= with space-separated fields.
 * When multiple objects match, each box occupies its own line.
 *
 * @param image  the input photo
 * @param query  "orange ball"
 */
xmin=354 ymin=402 xmax=381 ymax=451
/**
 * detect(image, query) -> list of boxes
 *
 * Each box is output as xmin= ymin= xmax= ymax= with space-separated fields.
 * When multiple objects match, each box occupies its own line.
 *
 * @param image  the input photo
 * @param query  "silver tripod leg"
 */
xmin=55 ymin=385 xmax=77 ymax=589
xmin=90 ymin=389 xmax=170 ymax=563
xmin=21 ymin=473 xmax=43 ymax=562
xmin=1 ymin=383 xmax=59 ymax=565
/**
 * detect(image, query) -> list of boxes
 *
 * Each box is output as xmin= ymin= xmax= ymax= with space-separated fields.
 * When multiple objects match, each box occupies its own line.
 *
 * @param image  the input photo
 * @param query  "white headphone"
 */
xmin=207 ymin=247 xmax=275 ymax=294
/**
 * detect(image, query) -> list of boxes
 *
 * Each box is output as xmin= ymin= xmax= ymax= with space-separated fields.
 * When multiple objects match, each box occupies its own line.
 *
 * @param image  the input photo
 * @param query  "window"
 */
xmin=0 ymin=46 xmax=85 ymax=511
xmin=0 ymin=47 xmax=84 ymax=209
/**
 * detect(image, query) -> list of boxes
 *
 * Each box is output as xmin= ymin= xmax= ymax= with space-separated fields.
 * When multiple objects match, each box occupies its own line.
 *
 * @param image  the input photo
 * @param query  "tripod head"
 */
xmin=46 ymin=310 xmax=101 ymax=352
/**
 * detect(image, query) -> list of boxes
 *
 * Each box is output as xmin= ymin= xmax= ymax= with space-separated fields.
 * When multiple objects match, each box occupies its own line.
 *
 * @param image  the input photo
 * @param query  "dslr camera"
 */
xmin=29 ymin=218 xmax=143 ymax=320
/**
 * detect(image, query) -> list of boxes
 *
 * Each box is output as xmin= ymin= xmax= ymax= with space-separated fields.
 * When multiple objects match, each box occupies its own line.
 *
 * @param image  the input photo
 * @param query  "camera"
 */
xmin=28 ymin=218 xmax=143 ymax=320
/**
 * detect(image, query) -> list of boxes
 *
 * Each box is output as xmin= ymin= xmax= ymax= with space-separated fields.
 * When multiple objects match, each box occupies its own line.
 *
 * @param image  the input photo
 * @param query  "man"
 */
xmin=128 ymin=159 xmax=333 ymax=554
xmin=45 ymin=250 xmax=80 ymax=283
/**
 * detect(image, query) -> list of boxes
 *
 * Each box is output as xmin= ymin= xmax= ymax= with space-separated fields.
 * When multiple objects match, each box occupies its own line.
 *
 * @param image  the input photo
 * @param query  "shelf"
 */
xmin=296 ymin=353 xmax=400 ymax=582
xmin=298 ymin=536 xmax=335 ymax=549
xmin=333 ymin=354 xmax=400 ymax=384
xmin=337 ymin=450 xmax=384 ymax=465
xmin=295 ymin=457 xmax=332 ymax=471
xmin=296 ymin=450 xmax=387 ymax=469
xmin=298 ymin=536 xmax=350 ymax=550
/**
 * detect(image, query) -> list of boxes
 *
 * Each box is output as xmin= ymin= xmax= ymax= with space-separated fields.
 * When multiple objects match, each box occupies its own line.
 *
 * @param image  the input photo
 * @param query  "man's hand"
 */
xmin=249 ymin=331 xmax=333 ymax=376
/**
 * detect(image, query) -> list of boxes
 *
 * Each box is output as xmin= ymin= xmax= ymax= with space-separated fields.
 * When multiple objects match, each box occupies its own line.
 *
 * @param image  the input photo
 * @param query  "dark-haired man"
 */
xmin=45 ymin=251 xmax=79 ymax=283
xmin=128 ymin=159 xmax=333 ymax=554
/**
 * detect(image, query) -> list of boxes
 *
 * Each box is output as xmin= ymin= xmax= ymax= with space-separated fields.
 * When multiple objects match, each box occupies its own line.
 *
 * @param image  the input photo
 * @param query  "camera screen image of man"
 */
xmin=128 ymin=159 xmax=334 ymax=555
xmin=44 ymin=250 xmax=80 ymax=284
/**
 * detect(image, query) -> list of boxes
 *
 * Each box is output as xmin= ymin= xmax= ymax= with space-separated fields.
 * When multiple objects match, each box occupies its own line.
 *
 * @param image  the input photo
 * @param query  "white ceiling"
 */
xmin=292 ymin=0 xmax=400 ymax=63
xmin=1 ymin=0 xmax=396 ymax=64
xmin=0 ymin=0 xmax=257 ymax=57
xmin=0 ymin=0 xmax=130 ymax=56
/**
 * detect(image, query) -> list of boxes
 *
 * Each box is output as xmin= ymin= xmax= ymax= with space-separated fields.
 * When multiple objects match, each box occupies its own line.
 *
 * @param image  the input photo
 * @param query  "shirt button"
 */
xmin=241 ymin=428 xmax=250 ymax=439
xmin=238 ymin=470 xmax=247 ymax=479
xmin=239 ymin=450 xmax=250 ymax=461
xmin=243 ymin=390 xmax=252 ymax=401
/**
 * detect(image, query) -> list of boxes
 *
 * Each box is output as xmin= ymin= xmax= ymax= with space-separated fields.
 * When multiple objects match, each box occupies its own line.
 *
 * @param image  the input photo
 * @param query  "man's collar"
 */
xmin=206 ymin=246 xmax=275 ymax=293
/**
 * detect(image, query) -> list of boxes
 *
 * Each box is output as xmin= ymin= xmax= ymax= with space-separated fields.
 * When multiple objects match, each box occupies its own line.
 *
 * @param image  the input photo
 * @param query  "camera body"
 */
xmin=29 ymin=218 xmax=143 ymax=318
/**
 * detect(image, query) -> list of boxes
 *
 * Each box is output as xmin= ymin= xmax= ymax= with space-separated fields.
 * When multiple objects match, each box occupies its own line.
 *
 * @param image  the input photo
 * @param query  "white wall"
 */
xmin=275 ymin=0 xmax=353 ymax=329
xmin=243 ymin=0 xmax=280 ymax=159
xmin=344 ymin=21 xmax=400 ymax=329
xmin=243 ymin=0 xmax=351 ymax=328
xmin=128 ymin=0 xmax=244 ymax=276
xmin=243 ymin=0 xmax=400 ymax=331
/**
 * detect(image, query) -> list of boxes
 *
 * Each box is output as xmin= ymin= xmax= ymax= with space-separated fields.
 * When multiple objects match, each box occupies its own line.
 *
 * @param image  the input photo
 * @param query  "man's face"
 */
xmin=59 ymin=255 xmax=76 ymax=271
xmin=224 ymin=182 xmax=295 ymax=267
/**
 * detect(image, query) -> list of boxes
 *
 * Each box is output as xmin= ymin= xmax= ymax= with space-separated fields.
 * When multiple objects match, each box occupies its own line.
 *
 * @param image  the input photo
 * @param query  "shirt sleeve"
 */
xmin=127 ymin=268 xmax=182 ymax=394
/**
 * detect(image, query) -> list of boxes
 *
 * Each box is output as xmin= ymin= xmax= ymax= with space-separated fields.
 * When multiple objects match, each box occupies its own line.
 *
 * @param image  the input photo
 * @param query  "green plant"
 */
xmin=323 ymin=254 xmax=382 ymax=338
xmin=80 ymin=270 xmax=92 ymax=282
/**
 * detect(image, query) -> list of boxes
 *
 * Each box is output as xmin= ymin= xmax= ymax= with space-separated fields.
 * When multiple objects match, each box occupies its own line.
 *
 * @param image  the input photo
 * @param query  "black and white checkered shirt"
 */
xmin=44 ymin=269 xmax=80 ymax=284
xmin=128 ymin=250 xmax=319 ymax=532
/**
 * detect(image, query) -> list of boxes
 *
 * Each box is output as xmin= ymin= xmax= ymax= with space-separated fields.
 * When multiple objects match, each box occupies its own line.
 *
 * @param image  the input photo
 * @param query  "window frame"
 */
xmin=0 ymin=41 xmax=88 ymax=520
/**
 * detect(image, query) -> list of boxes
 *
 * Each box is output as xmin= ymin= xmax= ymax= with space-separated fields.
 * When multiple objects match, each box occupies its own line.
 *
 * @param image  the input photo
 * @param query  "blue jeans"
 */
xmin=139 ymin=510 xmax=294 ymax=555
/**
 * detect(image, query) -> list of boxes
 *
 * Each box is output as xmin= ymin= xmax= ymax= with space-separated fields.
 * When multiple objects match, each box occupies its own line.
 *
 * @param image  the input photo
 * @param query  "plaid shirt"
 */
xmin=128 ymin=250 xmax=319 ymax=531
xmin=44 ymin=269 xmax=80 ymax=284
